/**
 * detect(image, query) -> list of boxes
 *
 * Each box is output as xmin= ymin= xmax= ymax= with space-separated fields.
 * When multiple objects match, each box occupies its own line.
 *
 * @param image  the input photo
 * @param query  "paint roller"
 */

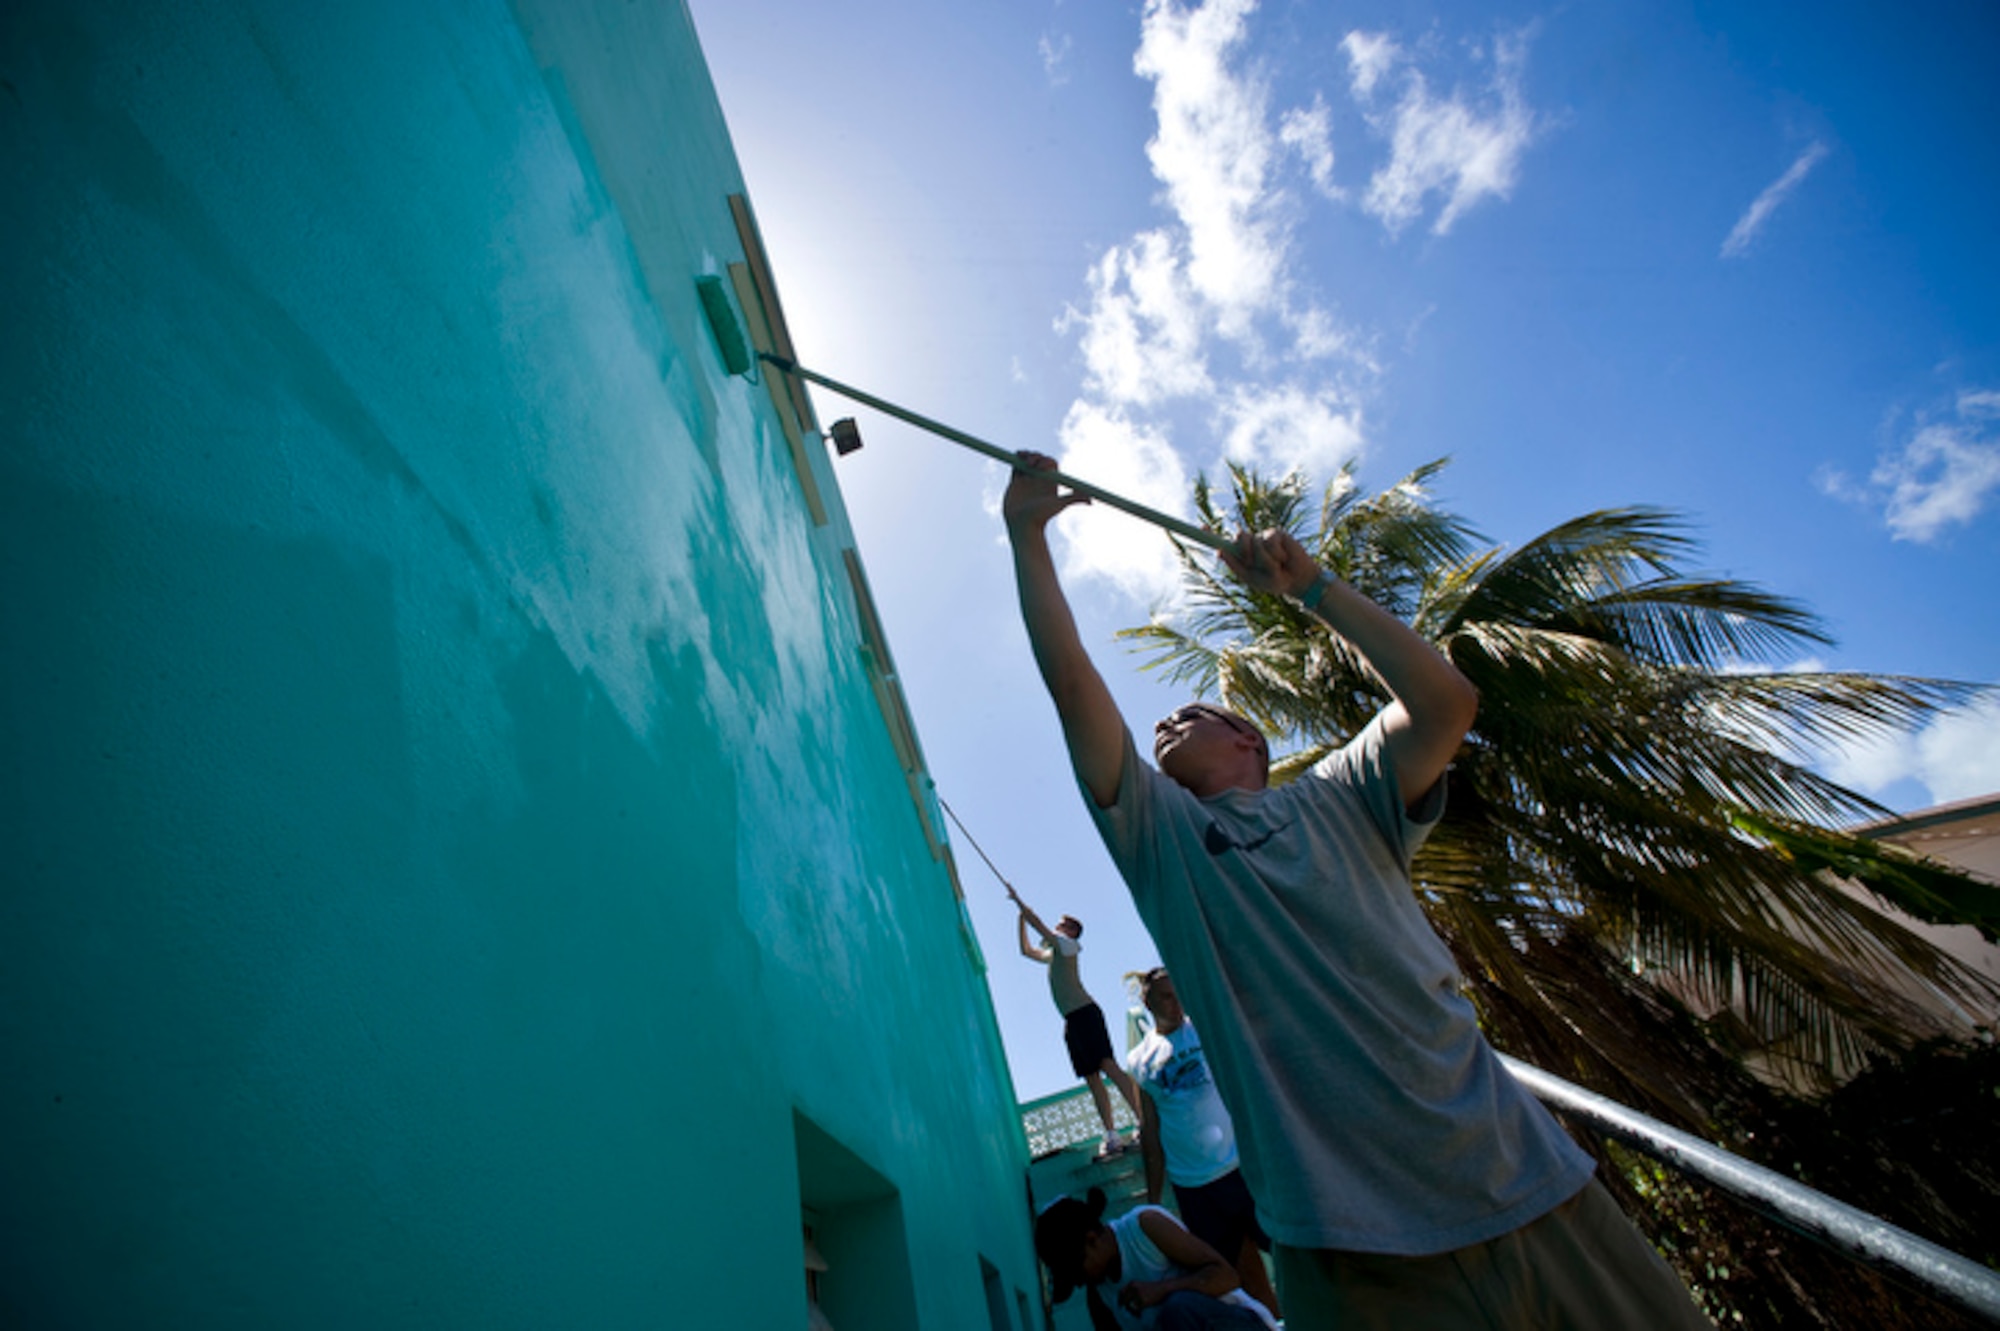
xmin=696 ymin=275 xmax=1231 ymax=554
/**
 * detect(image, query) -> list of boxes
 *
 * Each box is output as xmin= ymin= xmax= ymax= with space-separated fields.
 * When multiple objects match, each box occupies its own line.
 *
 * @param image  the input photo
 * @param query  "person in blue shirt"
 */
xmin=1127 ymin=967 xmax=1279 ymax=1320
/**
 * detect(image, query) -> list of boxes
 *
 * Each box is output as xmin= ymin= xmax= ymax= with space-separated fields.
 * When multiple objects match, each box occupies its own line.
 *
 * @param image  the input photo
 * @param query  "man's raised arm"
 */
xmin=1004 ymin=453 xmax=1127 ymax=809
xmin=1224 ymin=527 xmax=1477 ymax=810
xmin=1016 ymin=911 xmax=1052 ymax=962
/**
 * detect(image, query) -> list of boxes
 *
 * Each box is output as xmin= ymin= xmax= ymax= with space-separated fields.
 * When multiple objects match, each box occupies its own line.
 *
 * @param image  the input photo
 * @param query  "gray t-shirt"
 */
xmin=1086 ymin=715 xmax=1593 ymax=1254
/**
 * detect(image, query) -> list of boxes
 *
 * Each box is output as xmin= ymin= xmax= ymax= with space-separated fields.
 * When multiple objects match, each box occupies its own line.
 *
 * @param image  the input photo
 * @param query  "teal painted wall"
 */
xmin=0 ymin=1 xmax=1038 ymax=1326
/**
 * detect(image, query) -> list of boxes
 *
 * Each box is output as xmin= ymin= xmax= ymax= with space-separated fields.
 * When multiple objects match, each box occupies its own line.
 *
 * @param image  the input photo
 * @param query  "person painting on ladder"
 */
xmin=1012 ymin=885 xmax=1144 ymax=1160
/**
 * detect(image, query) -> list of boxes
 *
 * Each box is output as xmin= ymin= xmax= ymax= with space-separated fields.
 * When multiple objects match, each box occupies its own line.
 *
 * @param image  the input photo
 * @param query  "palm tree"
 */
xmin=1122 ymin=459 xmax=1998 ymax=1115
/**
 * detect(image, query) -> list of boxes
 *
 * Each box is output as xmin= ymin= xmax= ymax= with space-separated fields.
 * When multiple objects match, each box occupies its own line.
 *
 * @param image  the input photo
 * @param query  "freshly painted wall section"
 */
xmin=1 ymin=1 xmax=1036 ymax=1326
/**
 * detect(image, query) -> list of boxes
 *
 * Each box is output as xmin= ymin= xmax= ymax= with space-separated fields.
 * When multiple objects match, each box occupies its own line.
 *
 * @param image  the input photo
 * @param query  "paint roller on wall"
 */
xmin=696 ymin=275 xmax=1230 ymax=554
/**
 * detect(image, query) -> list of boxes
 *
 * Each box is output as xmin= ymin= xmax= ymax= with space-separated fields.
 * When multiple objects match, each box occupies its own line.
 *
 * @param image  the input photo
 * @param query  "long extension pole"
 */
xmin=938 ymin=798 xmax=1018 ymax=898
xmin=759 ymin=353 xmax=1231 ymax=554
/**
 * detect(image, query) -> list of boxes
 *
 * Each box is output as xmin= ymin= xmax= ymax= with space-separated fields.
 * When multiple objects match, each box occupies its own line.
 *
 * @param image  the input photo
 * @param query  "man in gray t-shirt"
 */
xmin=1003 ymin=453 xmax=1707 ymax=1328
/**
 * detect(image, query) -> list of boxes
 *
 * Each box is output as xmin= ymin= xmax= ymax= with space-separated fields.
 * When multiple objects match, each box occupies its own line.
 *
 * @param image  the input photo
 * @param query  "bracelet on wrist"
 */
xmin=1297 ymin=568 xmax=1333 ymax=612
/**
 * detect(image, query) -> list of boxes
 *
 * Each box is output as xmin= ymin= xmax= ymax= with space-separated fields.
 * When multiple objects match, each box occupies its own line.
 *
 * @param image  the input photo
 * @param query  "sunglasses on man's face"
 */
xmin=1160 ymin=705 xmax=1260 ymax=740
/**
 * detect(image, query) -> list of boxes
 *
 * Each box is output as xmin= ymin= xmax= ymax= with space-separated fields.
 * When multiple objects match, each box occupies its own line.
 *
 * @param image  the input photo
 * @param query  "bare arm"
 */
xmin=1119 ymin=1210 xmax=1239 ymax=1314
xmin=1004 ymin=453 xmax=1128 ymax=809
xmin=1005 ymin=884 xmax=1057 ymax=958
xmin=1016 ymin=912 xmax=1052 ymax=962
xmin=1009 ymin=886 xmax=1058 ymax=944
xmin=1225 ymin=528 xmax=1477 ymax=810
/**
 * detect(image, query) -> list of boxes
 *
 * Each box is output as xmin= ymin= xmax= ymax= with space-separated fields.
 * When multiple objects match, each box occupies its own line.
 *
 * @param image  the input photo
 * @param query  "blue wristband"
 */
xmin=1298 ymin=569 xmax=1333 ymax=613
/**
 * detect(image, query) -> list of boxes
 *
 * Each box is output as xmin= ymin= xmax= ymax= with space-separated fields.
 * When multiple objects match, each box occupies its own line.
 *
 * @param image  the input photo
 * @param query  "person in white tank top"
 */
xmin=1033 ymin=1187 xmax=1278 ymax=1330
xmin=1013 ymin=886 xmax=1143 ymax=1157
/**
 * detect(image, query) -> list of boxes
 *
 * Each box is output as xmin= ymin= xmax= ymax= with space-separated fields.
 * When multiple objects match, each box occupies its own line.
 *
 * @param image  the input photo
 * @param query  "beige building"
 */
xmin=1645 ymin=793 xmax=2000 ymax=1092
xmin=1761 ymin=793 xmax=2000 ymax=1088
xmin=1847 ymin=793 xmax=2000 ymax=1005
xmin=1855 ymin=793 xmax=2000 ymax=888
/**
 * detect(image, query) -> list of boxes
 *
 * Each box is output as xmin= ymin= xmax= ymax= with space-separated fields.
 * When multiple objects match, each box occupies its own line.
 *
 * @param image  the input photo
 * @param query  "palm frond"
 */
xmin=1733 ymin=811 xmax=2000 ymax=945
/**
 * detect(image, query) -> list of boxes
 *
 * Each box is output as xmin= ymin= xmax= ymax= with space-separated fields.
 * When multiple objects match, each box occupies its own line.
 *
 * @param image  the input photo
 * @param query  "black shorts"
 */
xmin=1175 ymin=1168 xmax=1268 ymax=1259
xmin=1062 ymin=1001 xmax=1116 ymax=1077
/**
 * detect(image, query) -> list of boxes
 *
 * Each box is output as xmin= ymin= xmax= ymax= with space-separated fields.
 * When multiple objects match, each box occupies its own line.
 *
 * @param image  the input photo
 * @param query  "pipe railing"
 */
xmin=1019 ymin=1064 xmax=2000 ymax=1323
xmin=1500 ymin=1055 xmax=2000 ymax=1325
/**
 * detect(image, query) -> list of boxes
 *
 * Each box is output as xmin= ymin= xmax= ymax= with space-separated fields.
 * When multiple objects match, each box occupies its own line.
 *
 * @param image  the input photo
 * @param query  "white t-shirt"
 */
xmin=1126 ymin=1020 xmax=1238 ymax=1188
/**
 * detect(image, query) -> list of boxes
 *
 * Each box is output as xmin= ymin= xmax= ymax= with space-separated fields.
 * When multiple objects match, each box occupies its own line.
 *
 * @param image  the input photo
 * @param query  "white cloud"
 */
xmin=1050 ymin=0 xmax=1451 ymax=603
xmin=1820 ymin=693 xmax=2000 ymax=808
xmin=1959 ymin=389 xmax=2000 ymax=419
xmin=1813 ymin=463 xmax=1862 ymax=505
xmin=1721 ymin=141 xmax=1829 ymax=259
xmin=1039 ymin=31 xmax=1073 ymax=85
xmin=1134 ymin=0 xmax=1287 ymax=328
xmin=1914 ymin=701 xmax=2000 ymax=803
xmin=1876 ymin=423 xmax=2000 ymax=541
xmin=1053 ymin=402 xmax=1193 ymax=601
xmin=1219 ymin=382 xmax=1366 ymax=477
xmin=1279 ymin=96 xmax=1339 ymax=198
xmin=1818 ymin=726 xmax=1910 ymax=795
xmin=1284 ymin=302 xmax=1371 ymax=366
xmin=1347 ymin=28 xmax=1539 ymax=237
xmin=1341 ymin=31 xmax=1400 ymax=101
xmin=1062 ymin=230 xmax=1211 ymax=407
xmin=1400 ymin=302 xmax=1437 ymax=354
xmin=1822 ymin=389 xmax=2000 ymax=542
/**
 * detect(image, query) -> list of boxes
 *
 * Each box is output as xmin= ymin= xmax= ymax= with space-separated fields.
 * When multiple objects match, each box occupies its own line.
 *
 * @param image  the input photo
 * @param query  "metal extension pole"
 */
xmin=937 ymin=799 xmax=1016 ymax=897
xmin=1500 ymin=1054 xmax=2000 ymax=1325
xmin=759 ymin=353 xmax=1232 ymax=554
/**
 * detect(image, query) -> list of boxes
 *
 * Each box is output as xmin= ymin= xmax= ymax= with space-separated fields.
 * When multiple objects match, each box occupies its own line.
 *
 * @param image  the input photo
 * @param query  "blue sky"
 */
xmin=689 ymin=0 xmax=2000 ymax=1101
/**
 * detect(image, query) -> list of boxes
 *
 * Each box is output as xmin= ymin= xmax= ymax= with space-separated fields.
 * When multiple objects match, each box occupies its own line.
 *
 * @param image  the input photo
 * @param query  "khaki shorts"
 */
xmin=1274 ymin=1180 xmax=1712 ymax=1330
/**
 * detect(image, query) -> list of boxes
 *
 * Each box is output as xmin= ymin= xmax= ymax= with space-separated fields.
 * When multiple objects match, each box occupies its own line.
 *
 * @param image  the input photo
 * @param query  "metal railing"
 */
xmin=1500 ymin=1056 xmax=2000 ymax=1325
xmin=1020 ymin=1066 xmax=2000 ymax=1324
xmin=1019 ymin=1085 xmax=1138 ymax=1159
